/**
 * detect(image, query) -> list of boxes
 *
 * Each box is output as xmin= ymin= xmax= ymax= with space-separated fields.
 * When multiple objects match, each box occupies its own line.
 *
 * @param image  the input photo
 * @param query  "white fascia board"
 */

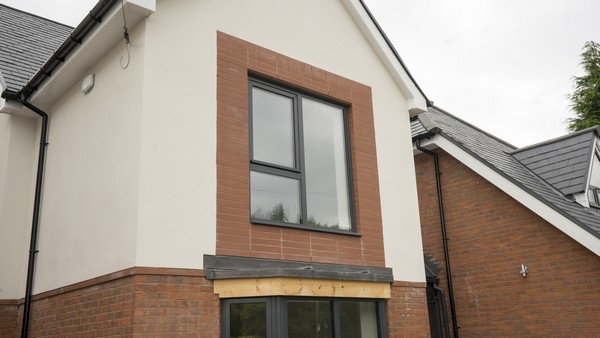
xmin=29 ymin=0 xmax=155 ymax=109
xmin=340 ymin=0 xmax=427 ymax=116
xmin=418 ymin=135 xmax=600 ymax=257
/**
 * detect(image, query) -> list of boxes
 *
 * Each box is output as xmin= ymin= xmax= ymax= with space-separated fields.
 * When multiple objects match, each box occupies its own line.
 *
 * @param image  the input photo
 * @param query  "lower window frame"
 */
xmin=221 ymin=296 xmax=388 ymax=338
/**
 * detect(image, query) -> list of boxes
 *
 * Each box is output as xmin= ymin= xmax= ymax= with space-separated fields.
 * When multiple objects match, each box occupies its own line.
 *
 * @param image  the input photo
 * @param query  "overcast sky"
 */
xmin=3 ymin=0 xmax=600 ymax=147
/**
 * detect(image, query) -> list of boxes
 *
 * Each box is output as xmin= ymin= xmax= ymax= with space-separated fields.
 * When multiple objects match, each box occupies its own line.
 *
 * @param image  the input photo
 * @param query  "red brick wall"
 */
xmin=415 ymin=149 xmax=600 ymax=337
xmin=216 ymin=31 xmax=385 ymax=267
xmin=388 ymin=282 xmax=430 ymax=338
xmin=0 ymin=301 xmax=18 ymax=338
xmin=3 ymin=268 xmax=219 ymax=337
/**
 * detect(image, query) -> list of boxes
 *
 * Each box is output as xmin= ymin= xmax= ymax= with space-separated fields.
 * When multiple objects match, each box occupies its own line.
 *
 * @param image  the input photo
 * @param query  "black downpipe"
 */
xmin=416 ymin=140 xmax=459 ymax=338
xmin=433 ymin=283 xmax=451 ymax=338
xmin=18 ymin=99 xmax=49 ymax=338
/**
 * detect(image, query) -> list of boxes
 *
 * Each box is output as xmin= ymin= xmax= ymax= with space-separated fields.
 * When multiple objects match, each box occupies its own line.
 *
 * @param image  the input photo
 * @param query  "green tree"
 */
xmin=567 ymin=41 xmax=600 ymax=131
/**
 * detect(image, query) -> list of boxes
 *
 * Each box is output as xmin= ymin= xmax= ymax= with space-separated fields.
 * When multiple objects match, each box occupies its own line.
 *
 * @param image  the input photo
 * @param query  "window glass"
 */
xmin=288 ymin=300 xmax=332 ymax=338
xmin=590 ymin=151 xmax=600 ymax=187
xmin=339 ymin=301 xmax=379 ymax=338
xmin=251 ymin=171 xmax=301 ymax=223
xmin=249 ymin=79 xmax=354 ymax=232
xmin=252 ymin=87 xmax=295 ymax=168
xmin=229 ymin=302 xmax=267 ymax=338
xmin=302 ymin=98 xmax=351 ymax=230
xmin=589 ymin=188 xmax=598 ymax=205
xmin=223 ymin=297 xmax=385 ymax=338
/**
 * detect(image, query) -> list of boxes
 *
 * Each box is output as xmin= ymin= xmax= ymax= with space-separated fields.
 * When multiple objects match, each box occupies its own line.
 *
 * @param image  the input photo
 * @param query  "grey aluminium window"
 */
xmin=222 ymin=297 xmax=387 ymax=338
xmin=249 ymin=78 xmax=355 ymax=233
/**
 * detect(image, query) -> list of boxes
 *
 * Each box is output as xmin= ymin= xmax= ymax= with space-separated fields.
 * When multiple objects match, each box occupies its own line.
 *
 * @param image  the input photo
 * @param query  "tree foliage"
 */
xmin=567 ymin=41 xmax=600 ymax=131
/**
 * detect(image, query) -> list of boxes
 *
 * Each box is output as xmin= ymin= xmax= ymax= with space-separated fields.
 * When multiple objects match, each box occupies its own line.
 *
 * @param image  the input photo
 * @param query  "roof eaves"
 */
xmin=430 ymin=105 xmax=518 ymax=150
xmin=435 ymin=127 xmax=600 ymax=241
xmin=15 ymin=0 xmax=119 ymax=101
xmin=356 ymin=0 xmax=430 ymax=106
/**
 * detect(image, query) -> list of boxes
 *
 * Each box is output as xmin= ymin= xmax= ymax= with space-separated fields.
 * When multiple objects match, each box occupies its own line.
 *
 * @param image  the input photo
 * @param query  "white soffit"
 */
xmin=340 ymin=0 xmax=427 ymax=116
xmin=418 ymin=136 xmax=600 ymax=257
xmin=29 ymin=0 xmax=155 ymax=109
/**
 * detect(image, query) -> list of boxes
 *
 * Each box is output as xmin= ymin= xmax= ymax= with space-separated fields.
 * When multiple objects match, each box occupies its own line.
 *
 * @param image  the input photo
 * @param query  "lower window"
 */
xmin=222 ymin=297 xmax=387 ymax=338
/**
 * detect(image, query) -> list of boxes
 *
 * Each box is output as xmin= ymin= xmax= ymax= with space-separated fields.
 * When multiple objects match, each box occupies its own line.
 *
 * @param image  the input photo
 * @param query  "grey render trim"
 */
xmin=203 ymin=255 xmax=394 ymax=282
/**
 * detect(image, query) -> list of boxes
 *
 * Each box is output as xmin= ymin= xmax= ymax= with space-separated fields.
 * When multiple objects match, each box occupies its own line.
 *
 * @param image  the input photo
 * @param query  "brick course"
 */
xmin=416 ymin=149 xmax=600 ymax=337
xmin=216 ymin=31 xmax=385 ymax=267
xmin=2 ymin=268 xmax=219 ymax=337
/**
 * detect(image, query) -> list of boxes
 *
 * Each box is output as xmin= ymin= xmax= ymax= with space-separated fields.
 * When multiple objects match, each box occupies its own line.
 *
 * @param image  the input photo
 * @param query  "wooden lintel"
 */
xmin=214 ymin=277 xmax=391 ymax=299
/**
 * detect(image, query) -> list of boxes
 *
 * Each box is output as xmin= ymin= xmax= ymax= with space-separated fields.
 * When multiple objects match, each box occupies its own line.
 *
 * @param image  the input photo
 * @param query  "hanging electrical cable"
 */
xmin=120 ymin=0 xmax=132 ymax=69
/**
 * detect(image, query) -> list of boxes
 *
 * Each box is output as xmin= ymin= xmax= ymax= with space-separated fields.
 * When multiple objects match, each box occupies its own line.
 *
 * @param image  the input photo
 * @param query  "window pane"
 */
xmin=251 ymin=171 xmax=301 ymax=223
xmin=339 ymin=302 xmax=379 ymax=338
xmin=288 ymin=300 xmax=332 ymax=338
xmin=589 ymin=188 xmax=597 ymax=205
xmin=252 ymin=87 xmax=295 ymax=168
xmin=229 ymin=302 xmax=267 ymax=338
xmin=302 ymin=98 xmax=351 ymax=230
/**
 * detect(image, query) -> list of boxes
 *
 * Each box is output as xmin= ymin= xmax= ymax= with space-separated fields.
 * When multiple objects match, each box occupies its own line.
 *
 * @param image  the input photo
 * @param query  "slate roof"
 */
xmin=412 ymin=106 xmax=600 ymax=241
xmin=0 ymin=4 xmax=72 ymax=94
xmin=512 ymin=127 xmax=599 ymax=196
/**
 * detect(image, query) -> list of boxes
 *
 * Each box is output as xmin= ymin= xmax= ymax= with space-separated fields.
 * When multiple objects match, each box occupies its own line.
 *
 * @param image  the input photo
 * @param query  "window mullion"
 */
xmin=296 ymin=95 xmax=308 ymax=225
xmin=332 ymin=299 xmax=341 ymax=338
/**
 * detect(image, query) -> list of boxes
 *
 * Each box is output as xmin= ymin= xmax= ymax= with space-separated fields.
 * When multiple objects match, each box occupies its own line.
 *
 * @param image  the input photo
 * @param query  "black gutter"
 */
xmin=19 ymin=0 xmax=117 ymax=98
xmin=0 ymin=1 xmax=119 ymax=336
xmin=416 ymin=140 xmax=459 ymax=338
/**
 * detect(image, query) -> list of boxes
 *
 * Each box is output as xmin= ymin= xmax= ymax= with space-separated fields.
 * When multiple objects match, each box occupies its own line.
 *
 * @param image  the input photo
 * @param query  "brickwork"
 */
xmin=415 ymin=149 xmax=600 ymax=337
xmin=2 ymin=268 xmax=219 ymax=337
xmin=216 ymin=31 xmax=385 ymax=267
xmin=387 ymin=282 xmax=430 ymax=338
xmin=0 ymin=301 xmax=18 ymax=338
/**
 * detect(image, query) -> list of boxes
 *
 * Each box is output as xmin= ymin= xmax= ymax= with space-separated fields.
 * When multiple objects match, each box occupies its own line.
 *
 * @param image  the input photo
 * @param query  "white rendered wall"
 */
xmin=137 ymin=0 xmax=425 ymax=282
xmin=0 ymin=114 xmax=37 ymax=298
xmin=12 ymin=0 xmax=425 ymax=293
xmin=30 ymin=24 xmax=147 ymax=294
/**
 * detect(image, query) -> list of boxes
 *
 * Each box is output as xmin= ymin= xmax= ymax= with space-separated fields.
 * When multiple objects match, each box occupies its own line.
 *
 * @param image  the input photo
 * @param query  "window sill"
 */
xmin=251 ymin=219 xmax=362 ymax=237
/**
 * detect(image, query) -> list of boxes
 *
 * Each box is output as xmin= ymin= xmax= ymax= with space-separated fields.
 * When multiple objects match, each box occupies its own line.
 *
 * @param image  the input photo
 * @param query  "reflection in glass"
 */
xmin=302 ymin=98 xmax=351 ymax=230
xmin=251 ymin=171 xmax=301 ymax=223
xmin=339 ymin=302 xmax=379 ymax=338
xmin=229 ymin=302 xmax=267 ymax=338
xmin=252 ymin=87 xmax=295 ymax=168
xmin=288 ymin=300 xmax=332 ymax=338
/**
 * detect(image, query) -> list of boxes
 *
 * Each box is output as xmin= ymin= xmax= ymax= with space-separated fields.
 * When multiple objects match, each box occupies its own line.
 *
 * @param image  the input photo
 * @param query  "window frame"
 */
xmin=248 ymin=76 xmax=358 ymax=235
xmin=221 ymin=296 xmax=388 ymax=338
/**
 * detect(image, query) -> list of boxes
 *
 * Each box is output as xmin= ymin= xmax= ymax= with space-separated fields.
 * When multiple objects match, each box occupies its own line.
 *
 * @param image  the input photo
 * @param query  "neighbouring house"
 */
xmin=0 ymin=0 xmax=431 ymax=336
xmin=412 ymin=106 xmax=600 ymax=337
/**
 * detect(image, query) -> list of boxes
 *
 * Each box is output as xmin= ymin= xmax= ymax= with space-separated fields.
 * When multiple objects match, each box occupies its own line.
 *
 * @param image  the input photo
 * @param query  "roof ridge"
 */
xmin=511 ymin=126 xmax=600 ymax=154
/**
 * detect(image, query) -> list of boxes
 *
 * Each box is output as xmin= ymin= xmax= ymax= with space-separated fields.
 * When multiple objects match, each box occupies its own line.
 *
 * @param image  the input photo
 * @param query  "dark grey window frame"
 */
xmin=221 ymin=296 xmax=388 ymax=338
xmin=248 ymin=76 xmax=358 ymax=235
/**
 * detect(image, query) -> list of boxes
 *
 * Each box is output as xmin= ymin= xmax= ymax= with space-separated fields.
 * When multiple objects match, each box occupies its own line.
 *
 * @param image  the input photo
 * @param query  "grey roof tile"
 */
xmin=512 ymin=130 xmax=595 ymax=195
xmin=0 ymin=4 xmax=72 ymax=93
xmin=411 ymin=107 xmax=600 ymax=241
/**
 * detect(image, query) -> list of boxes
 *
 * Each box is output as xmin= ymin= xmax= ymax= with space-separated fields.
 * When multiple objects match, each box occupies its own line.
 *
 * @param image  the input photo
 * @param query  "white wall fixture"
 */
xmin=81 ymin=74 xmax=95 ymax=94
xmin=520 ymin=264 xmax=528 ymax=277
